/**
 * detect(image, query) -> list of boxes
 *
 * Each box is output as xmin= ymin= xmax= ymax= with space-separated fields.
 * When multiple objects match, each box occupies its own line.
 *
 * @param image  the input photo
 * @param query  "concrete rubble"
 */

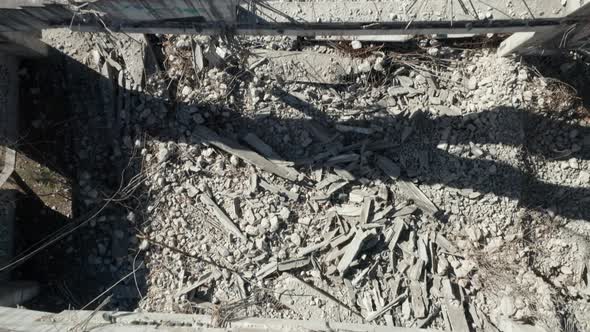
xmin=22 ymin=30 xmax=590 ymax=332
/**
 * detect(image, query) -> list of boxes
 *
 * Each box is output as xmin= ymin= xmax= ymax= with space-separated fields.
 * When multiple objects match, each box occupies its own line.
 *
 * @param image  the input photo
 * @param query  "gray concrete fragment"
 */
xmin=366 ymin=293 xmax=407 ymax=322
xmin=410 ymin=280 xmax=427 ymax=318
xmin=359 ymin=197 xmax=373 ymax=225
xmin=278 ymin=257 xmax=310 ymax=272
xmin=445 ymin=300 xmax=470 ymax=332
xmin=337 ymin=229 xmax=376 ymax=275
xmin=200 ymin=194 xmax=247 ymax=241
xmin=193 ymin=126 xmax=297 ymax=181
xmin=259 ymin=180 xmax=299 ymax=201
xmin=397 ymin=182 xmax=440 ymax=217
xmin=376 ymin=155 xmax=401 ymax=179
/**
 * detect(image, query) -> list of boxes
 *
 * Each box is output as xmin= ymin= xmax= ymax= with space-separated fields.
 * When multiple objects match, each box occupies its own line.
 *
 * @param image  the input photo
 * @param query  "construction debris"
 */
xmin=0 ymin=148 xmax=16 ymax=187
xmin=337 ymin=229 xmax=377 ymax=275
xmin=24 ymin=29 xmax=590 ymax=332
xmin=278 ymin=257 xmax=310 ymax=272
xmin=199 ymin=194 xmax=247 ymax=241
xmin=396 ymin=181 xmax=440 ymax=217
xmin=193 ymin=125 xmax=298 ymax=182
xmin=366 ymin=293 xmax=407 ymax=322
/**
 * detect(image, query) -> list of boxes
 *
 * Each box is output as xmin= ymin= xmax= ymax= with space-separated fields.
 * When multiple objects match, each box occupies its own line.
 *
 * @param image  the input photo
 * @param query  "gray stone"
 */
xmin=181 ymin=86 xmax=193 ymax=97
xmin=139 ymin=239 xmax=150 ymax=251
xmin=358 ymin=60 xmax=372 ymax=73
xmin=245 ymin=225 xmax=259 ymax=236
xmin=157 ymin=146 xmax=171 ymax=163
xmin=397 ymin=76 xmax=413 ymax=87
xmin=579 ymin=170 xmax=590 ymax=184
xmin=500 ymin=296 xmax=516 ymax=317
xmin=465 ymin=77 xmax=478 ymax=90
xmin=270 ymin=215 xmax=280 ymax=232
xmin=279 ymin=207 xmax=291 ymax=220
xmin=290 ymin=233 xmax=302 ymax=247
xmin=186 ymin=185 xmax=199 ymax=198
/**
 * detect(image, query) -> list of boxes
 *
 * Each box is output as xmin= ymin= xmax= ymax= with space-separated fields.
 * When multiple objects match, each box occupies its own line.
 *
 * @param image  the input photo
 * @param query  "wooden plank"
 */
xmin=256 ymin=260 xmax=278 ymax=279
xmin=385 ymin=219 xmax=405 ymax=251
xmin=243 ymin=133 xmax=284 ymax=162
xmin=242 ymin=133 xmax=300 ymax=179
xmin=375 ymin=155 xmax=439 ymax=216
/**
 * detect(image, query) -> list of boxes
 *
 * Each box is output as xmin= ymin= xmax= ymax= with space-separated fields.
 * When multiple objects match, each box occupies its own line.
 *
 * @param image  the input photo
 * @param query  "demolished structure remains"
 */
xmin=1 ymin=1 xmax=590 ymax=331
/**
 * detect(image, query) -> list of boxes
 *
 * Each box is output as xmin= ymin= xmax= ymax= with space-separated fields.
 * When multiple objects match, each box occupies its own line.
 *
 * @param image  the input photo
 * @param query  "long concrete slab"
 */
xmin=70 ymin=0 xmax=577 ymax=38
xmin=251 ymin=0 xmax=566 ymax=23
xmin=0 ymin=306 xmax=443 ymax=331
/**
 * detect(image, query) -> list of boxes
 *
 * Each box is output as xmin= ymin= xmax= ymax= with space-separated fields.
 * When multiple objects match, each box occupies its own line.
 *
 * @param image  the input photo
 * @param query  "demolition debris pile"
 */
xmin=35 ymin=30 xmax=590 ymax=331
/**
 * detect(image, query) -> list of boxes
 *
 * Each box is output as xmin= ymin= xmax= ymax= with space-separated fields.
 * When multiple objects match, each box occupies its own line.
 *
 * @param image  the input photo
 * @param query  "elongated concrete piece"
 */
xmin=193 ymin=125 xmax=298 ymax=182
xmin=200 ymin=194 xmax=247 ymax=241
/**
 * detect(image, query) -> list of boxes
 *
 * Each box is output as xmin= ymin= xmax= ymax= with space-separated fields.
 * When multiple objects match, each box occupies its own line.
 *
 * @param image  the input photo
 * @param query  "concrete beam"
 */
xmin=0 ymin=31 xmax=48 ymax=57
xmin=498 ymin=2 xmax=590 ymax=56
xmin=0 ymin=306 xmax=444 ymax=331
xmin=247 ymin=0 xmax=565 ymax=24
xmin=0 ymin=52 xmax=18 ymax=283
xmin=72 ymin=20 xmax=561 ymax=36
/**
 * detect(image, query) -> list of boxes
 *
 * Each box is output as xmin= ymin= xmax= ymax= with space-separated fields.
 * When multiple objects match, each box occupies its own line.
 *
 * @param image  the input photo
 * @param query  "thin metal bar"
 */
xmin=467 ymin=0 xmax=479 ymax=19
xmin=520 ymin=0 xmax=536 ymax=20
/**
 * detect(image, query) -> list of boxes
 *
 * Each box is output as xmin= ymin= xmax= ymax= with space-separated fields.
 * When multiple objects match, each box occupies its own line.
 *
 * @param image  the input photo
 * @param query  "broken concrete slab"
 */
xmin=193 ymin=125 xmax=298 ymax=182
xmin=259 ymin=179 xmax=299 ymax=201
xmin=337 ymin=229 xmax=376 ymax=275
xmin=397 ymin=181 xmax=440 ymax=217
xmin=278 ymin=257 xmax=311 ymax=272
xmin=200 ymin=194 xmax=247 ymax=241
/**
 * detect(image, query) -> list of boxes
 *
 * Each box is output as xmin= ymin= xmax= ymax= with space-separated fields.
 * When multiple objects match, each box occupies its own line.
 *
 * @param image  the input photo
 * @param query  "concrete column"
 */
xmin=0 ymin=52 xmax=19 ymax=282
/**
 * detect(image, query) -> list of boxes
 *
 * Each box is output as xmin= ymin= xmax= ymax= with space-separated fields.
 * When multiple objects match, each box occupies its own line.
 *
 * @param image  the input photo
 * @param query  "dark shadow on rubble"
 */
xmin=13 ymin=46 xmax=149 ymax=312
xmin=10 ymin=190 xmax=75 ymax=311
xmin=11 ymin=41 xmax=590 ymax=313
